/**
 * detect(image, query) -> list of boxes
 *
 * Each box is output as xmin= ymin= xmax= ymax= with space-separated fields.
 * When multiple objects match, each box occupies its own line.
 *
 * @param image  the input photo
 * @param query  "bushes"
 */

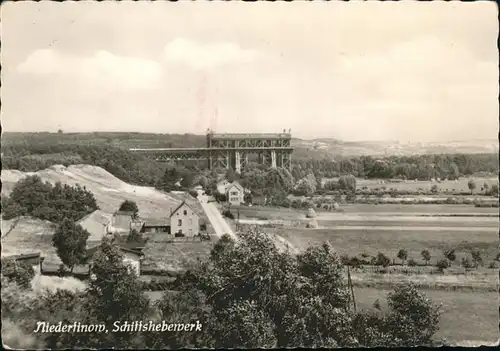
xmin=1 ymin=260 xmax=35 ymax=289
xmin=436 ymin=259 xmax=450 ymax=271
xmin=460 ymin=256 xmax=474 ymax=269
xmin=141 ymin=278 xmax=174 ymax=291
xmin=1 ymin=196 xmax=27 ymax=220
xmin=4 ymin=176 xmax=98 ymax=223
xmin=222 ymin=210 xmax=235 ymax=219
xmin=488 ymin=261 xmax=499 ymax=269
xmin=373 ymin=253 xmax=391 ymax=267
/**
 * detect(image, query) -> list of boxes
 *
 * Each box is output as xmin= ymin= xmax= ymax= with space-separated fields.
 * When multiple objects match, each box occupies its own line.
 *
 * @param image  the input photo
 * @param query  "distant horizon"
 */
xmin=2 ymin=2 xmax=498 ymax=143
xmin=2 ymin=129 xmax=498 ymax=145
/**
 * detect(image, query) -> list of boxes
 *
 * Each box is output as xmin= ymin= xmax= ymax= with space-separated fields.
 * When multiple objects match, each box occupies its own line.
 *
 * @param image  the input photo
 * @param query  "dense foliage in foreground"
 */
xmin=2 ymin=233 xmax=443 ymax=349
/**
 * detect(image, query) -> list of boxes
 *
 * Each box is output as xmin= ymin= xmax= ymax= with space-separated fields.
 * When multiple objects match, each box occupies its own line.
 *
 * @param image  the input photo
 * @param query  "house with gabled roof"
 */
xmin=169 ymin=201 xmax=200 ymax=237
xmin=109 ymin=210 xmax=144 ymax=235
xmin=86 ymin=244 xmax=144 ymax=276
xmin=2 ymin=252 xmax=43 ymax=275
xmin=77 ymin=210 xmax=113 ymax=243
xmin=226 ymin=182 xmax=245 ymax=206
xmin=40 ymin=244 xmax=145 ymax=278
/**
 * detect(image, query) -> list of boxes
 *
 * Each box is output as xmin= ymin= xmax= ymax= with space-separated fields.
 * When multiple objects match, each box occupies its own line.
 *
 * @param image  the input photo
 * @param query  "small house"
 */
xmin=142 ymin=218 xmax=171 ymax=234
xmin=77 ymin=210 xmax=113 ymax=243
xmin=226 ymin=182 xmax=245 ymax=206
xmin=116 ymin=247 xmax=144 ymax=276
xmin=86 ymin=244 xmax=144 ymax=277
xmin=109 ymin=211 xmax=144 ymax=235
xmin=169 ymin=201 xmax=200 ymax=237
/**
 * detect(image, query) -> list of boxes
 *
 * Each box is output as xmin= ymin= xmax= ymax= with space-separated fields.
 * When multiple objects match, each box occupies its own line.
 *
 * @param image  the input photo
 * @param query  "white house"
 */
xmin=86 ymin=245 xmax=144 ymax=277
xmin=226 ymin=182 xmax=245 ymax=206
xmin=119 ymin=248 xmax=144 ymax=276
xmin=109 ymin=211 xmax=144 ymax=235
xmin=169 ymin=201 xmax=200 ymax=237
xmin=77 ymin=210 xmax=113 ymax=242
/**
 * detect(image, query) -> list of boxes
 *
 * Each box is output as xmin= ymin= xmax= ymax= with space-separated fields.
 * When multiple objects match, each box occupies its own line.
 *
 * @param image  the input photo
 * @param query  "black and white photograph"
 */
xmin=1 ymin=1 xmax=499 ymax=349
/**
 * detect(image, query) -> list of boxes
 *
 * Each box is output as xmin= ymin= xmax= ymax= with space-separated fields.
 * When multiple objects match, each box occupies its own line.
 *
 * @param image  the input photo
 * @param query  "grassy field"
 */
xmin=142 ymin=234 xmax=216 ymax=271
xmin=355 ymin=287 xmax=498 ymax=343
xmin=335 ymin=203 xmax=499 ymax=214
xmin=322 ymin=176 xmax=498 ymax=194
xmin=235 ymin=204 xmax=499 ymax=219
xmin=234 ymin=203 xmax=498 ymax=262
xmin=273 ymin=227 xmax=498 ymax=264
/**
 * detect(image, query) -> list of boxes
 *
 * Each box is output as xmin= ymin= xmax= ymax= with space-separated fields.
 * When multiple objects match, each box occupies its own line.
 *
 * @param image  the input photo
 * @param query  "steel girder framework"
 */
xmin=130 ymin=132 xmax=293 ymax=172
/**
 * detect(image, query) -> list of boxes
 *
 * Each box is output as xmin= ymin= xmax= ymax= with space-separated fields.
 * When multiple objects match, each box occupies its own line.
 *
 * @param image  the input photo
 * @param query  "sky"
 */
xmin=1 ymin=1 xmax=498 ymax=142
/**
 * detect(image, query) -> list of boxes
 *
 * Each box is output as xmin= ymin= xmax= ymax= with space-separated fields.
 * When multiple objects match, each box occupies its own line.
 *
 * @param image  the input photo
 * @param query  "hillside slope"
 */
xmin=1 ymin=164 xmax=185 ymax=220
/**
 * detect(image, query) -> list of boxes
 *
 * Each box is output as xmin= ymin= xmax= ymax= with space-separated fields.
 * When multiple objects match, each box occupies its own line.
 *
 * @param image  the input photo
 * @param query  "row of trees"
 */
xmin=2 ymin=176 xmax=98 ymax=223
xmin=342 ymin=247 xmax=494 ymax=272
xmin=292 ymin=153 xmax=498 ymax=181
xmin=2 ymin=233 xmax=444 ymax=349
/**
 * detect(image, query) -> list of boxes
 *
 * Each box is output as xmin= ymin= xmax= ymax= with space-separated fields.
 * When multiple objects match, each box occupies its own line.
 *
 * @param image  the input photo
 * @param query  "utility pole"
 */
xmin=347 ymin=266 xmax=357 ymax=313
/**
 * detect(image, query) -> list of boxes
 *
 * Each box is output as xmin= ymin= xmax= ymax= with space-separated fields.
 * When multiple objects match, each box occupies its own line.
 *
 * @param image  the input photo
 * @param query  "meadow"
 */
xmin=321 ymin=176 xmax=499 ymax=195
xmin=273 ymin=225 xmax=498 ymax=264
xmin=354 ymin=287 xmax=498 ymax=344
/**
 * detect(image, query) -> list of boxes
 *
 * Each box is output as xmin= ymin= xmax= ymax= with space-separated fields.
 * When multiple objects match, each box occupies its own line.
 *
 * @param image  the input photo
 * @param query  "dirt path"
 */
xmin=199 ymin=196 xmax=237 ymax=240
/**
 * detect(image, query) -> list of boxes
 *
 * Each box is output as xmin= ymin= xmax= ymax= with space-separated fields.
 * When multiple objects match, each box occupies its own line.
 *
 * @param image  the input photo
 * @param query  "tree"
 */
xmin=82 ymin=238 xmax=151 ymax=349
xmin=489 ymin=184 xmax=499 ymax=197
xmin=470 ymin=250 xmax=483 ymax=268
xmin=172 ymin=233 xmax=357 ymax=348
xmin=158 ymin=167 xmax=181 ymax=192
xmin=119 ymin=200 xmax=139 ymax=219
xmin=1 ymin=260 xmax=35 ymax=289
xmin=210 ymin=300 xmax=277 ymax=349
xmin=408 ymin=258 xmax=417 ymax=266
xmin=352 ymin=283 xmax=441 ymax=347
xmin=1 ymin=196 xmax=27 ymax=220
xmin=385 ymin=283 xmax=441 ymax=346
xmin=397 ymin=249 xmax=408 ymax=265
xmin=226 ymin=168 xmax=238 ymax=183
xmin=338 ymin=174 xmax=357 ymax=194
xmin=460 ymin=256 xmax=474 ymax=269
xmin=52 ymin=218 xmax=90 ymax=273
xmin=180 ymin=169 xmax=195 ymax=188
xmin=430 ymin=184 xmax=439 ymax=194
xmin=10 ymin=175 xmax=52 ymax=215
xmin=375 ymin=252 xmax=391 ymax=267
xmin=483 ymin=183 xmax=489 ymax=193
xmin=7 ymin=177 xmax=98 ymax=223
xmin=436 ymin=259 xmax=450 ymax=272
xmin=127 ymin=229 xmax=143 ymax=243
xmin=467 ymin=179 xmax=476 ymax=195
xmin=449 ymin=163 xmax=460 ymax=180
xmin=442 ymin=249 xmax=456 ymax=262
xmin=421 ymin=250 xmax=431 ymax=266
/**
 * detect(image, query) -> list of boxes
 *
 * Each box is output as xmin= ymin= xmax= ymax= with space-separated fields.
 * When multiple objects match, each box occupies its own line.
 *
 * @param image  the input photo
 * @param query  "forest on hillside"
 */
xmin=2 ymin=133 xmax=498 ymax=190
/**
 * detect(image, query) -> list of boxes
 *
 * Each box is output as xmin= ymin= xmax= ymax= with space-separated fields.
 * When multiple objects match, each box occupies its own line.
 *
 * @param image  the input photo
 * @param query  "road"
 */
xmin=198 ymin=194 xmax=237 ymax=240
